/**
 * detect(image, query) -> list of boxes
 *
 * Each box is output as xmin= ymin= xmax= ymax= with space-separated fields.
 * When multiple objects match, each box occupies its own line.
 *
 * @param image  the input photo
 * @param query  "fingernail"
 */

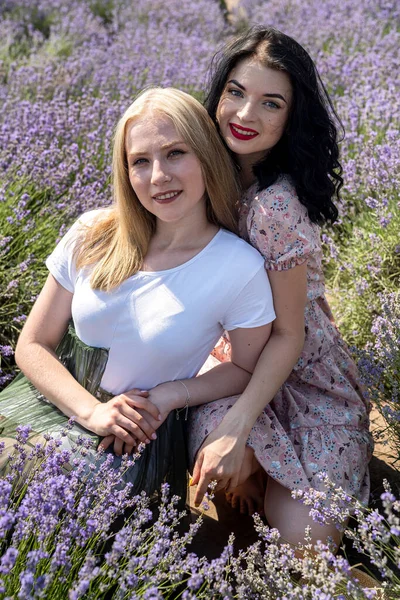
xmin=151 ymin=433 xmax=157 ymax=440
xmin=194 ymin=502 xmax=200 ymax=508
xmin=140 ymin=390 xmax=147 ymax=394
xmin=158 ymin=414 xmax=162 ymax=421
xmin=189 ymin=477 xmax=194 ymax=486
xmin=145 ymin=438 xmax=150 ymax=444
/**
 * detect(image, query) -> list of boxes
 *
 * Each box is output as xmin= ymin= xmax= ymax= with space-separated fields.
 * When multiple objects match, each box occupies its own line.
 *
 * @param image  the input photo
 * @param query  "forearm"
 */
xmin=156 ymin=325 xmax=272 ymax=413
xmin=188 ymin=361 xmax=252 ymax=405
xmin=220 ymin=328 xmax=305 ymax=437
xmin=153 ymin=361 xmax=252 ymax=413
xmin=15 ymin=341 xmax=100 ymax=426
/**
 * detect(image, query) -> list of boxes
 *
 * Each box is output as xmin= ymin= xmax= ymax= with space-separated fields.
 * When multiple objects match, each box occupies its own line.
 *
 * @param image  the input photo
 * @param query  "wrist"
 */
xmin=221 ymin=410 xmax=253 ymax=439
xmin=74 ymin=395 xmax=101 ymax=429
xmin=171 ymin=380 xmax=189 ymax=411
xmin=175 ymin=380 xmax=190 ymax=421
xmin=153 ymin=380 xmax=187 ymax=412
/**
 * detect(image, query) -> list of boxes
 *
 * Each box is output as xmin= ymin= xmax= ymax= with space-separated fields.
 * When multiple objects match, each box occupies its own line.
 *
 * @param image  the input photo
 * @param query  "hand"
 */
xmin=98 ymin=386 xmax=177 ymax=455
xmin=97 ymin=380 xmax=186 ymax=456
xmin=191 ymin=425 xmax=248 ymax=507
xmin=98 ymin=405 xmax=168 ymax=456
xmin=99 ymin=434 xmax=134 ymax=456
xmin=85 ymin=388 xmax=161 ymax=452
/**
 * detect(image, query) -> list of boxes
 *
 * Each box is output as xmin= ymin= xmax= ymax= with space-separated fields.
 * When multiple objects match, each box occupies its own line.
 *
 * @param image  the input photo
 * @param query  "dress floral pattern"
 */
xmin=188 ymin=175 xmax=374 ymax=503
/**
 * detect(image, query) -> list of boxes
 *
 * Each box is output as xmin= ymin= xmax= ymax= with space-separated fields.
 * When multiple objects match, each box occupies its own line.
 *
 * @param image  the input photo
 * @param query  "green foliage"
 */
xmin=43 ymin=35 xmax=75 ymax=59
xmin=89 ymin=0 xmax=115 ymax=25
xmin=0 ymin=179 xmax=69 ymax=354
xmin=355 ymin=292 xmax=400 ymax=464
xmin=325 ymin=197 xmax=400 ymax=349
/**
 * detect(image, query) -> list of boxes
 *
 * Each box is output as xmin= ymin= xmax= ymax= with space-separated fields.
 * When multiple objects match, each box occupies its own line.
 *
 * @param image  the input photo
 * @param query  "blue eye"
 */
xmin=132 ymin=158 xmax=147 ymax=166
xmin=264 ymin=101 xmax=280 ymax=109
xmin=168 ymin=149 xmax=185 ymax=158
xmin=228 ymin=88 xmax=243 ymax=98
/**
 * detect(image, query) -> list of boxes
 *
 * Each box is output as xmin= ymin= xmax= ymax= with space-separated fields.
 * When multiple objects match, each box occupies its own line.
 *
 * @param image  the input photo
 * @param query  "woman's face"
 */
xmin=125 ymin=114 xmax=206 ymax=226
xmin=216 ymin=58 xmax=292 ymax=164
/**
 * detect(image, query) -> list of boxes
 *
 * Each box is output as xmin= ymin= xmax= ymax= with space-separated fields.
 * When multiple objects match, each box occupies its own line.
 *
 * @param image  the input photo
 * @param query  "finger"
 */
xmin=124 ymin=395 xmax=161 ymax=422
xmin=191 ymin=453 xmax=203 ymax=486
xmin=214 ymin=479 xmax=228 ymax=492
xmin=194 ymin=471 xmax=213 ymax=507
xmin=134 ymin=408 xmax=160 ymax=431
xmin=113 ymin=436 xmax=124 ymax=456
xmin=127 ymin=388 xmax=149 ymax=397
xmin=124 ymin=443 xmax=135 ymax=455
xmin=116 ymin=414 xmax=153 ymax=444
xmin=225 ymin=474 xmax=240 ymax=494
xmin=119 ymin=406 xmax=158 ymax=440
xmin=111 ymin=425 xmax=137 ymax=447
xmin=98 ymin=434 xmax=114 ymax=451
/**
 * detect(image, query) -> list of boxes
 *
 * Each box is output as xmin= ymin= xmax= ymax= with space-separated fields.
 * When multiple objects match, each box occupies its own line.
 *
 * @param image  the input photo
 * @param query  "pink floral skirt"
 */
xmin=188 ymin=341 xmax=374 ymax=504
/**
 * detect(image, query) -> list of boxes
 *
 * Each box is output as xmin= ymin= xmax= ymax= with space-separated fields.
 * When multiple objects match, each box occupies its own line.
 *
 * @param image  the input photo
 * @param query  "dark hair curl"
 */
xmin=205 ymin=26 xmax=343 ymax=224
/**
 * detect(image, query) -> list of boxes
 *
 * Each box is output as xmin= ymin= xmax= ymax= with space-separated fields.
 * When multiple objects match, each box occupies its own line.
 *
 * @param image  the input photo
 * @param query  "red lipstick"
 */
xmin=229 ymin=123 xmax=259 ymax=141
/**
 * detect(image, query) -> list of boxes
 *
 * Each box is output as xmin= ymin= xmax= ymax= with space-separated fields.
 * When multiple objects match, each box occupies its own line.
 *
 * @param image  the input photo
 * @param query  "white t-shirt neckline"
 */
xmin=137 ymin=228 xmax=223 ymax=276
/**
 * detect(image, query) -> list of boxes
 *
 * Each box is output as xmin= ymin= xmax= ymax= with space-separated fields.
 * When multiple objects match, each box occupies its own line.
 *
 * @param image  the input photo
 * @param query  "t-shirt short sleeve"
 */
xmin=222 ymin=264 xmax=275 ymax=331
xmin=246 ymin=176 xmax=320 ymax=272
xmin=46 ymin=210 xmax=103 ymax=292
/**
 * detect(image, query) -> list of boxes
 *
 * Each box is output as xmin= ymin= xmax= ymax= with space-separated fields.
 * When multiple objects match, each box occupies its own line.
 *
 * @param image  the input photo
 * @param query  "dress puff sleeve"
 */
xmin=245 ymin=175 xmax=320 ymax=271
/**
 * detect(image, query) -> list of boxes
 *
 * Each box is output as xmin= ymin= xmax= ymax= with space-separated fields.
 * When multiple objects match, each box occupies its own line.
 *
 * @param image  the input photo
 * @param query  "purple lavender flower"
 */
xmin=0 ymin=547 xmax=18 ymax=575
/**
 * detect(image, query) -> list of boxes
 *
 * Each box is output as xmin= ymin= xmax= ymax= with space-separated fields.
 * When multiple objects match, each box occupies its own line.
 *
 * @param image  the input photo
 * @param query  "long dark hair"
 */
xmin=205 ymin=26 xmax=343 ymax=224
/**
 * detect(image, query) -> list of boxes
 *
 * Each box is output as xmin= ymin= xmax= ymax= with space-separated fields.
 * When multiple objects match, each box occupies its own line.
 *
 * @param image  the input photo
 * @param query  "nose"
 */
xmin=236 ymin=101 xmax=254 ymax=122
xmin=151 ymin=160 xmax=171 ymax=185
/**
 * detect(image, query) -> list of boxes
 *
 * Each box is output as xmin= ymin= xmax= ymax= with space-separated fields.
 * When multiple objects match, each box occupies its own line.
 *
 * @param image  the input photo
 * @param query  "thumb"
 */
xmin=128 ymin=388 xmax=149 ymax=397
xmin=191 ymin=452 xmax=204 ymax=486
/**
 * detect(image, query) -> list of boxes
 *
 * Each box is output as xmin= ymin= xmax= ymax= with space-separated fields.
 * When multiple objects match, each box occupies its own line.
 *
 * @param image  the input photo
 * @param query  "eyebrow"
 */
xmin=161 ymin=140 xmax=186 ymax=150
xmin=227 ymin=79 xmax=288 ymax=104
xmin=127 ymin=140 xmax=186 ymax=157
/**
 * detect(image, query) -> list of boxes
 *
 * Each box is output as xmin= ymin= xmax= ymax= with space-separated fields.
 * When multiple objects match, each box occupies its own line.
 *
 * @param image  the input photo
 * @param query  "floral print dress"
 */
xmin=188 ymin=175 xmax=374 ymax=503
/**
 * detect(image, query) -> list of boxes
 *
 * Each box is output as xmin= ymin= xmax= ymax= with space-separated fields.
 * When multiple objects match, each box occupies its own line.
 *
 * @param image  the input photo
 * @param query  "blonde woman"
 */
xmin=0 ymin=88 xmax=275 ymax=499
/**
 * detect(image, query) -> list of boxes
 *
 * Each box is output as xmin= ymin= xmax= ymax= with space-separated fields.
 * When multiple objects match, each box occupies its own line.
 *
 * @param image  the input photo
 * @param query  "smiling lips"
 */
xmin=229 ymin=122 xmax=259 ymax=141
xmin=152 ymin=190 xmax=182 ymax=204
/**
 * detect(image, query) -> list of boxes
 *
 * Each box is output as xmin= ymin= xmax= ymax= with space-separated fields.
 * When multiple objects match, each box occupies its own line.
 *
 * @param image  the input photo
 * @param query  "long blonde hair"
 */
xmin=75 ymin=87 xmax=240 ymax=291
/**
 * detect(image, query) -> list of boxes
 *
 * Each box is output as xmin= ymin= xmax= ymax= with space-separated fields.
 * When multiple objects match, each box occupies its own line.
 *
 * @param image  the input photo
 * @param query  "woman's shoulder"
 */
xmin=59 ymin=207 xmax=112 ymax=244
xmin=52 ymin=207 xmax=111 ymax=257
xmin=218 ymin=229 xmax=260 ymax=261
xmin=246 ymin=174 xmax=320 ymax=235
xmin=243 ymin=176 xmax=321 ymax=270
xmin=207 ymin=229 xmax=265 ymax=280
xmin=75 ymin=207 xmax=112 ymax=228
xmin=252 ymin=174 xmax=304 ymax=218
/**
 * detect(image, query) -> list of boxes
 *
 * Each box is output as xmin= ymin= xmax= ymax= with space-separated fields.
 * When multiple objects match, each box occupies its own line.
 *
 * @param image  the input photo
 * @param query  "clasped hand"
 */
xmin=86 ymin=389 xmax=166 ymax=456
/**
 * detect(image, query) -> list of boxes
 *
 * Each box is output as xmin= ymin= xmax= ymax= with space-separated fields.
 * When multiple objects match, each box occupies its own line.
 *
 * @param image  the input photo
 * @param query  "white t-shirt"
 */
xmin=46 ymin=210 xmax=275 ymax=394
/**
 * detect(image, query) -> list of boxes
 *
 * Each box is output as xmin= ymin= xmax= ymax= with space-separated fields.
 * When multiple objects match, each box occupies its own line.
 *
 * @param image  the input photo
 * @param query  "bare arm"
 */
xmin=15 ymin=274 xmax=160 ymax=445
xmin=211 ymin=263 xmax=307 ymax=436
xmin=100 ymin=322 xmax=273 ymax=455
xmin=148 ymin=321 xmax=273 ymax=413
xmin=192 ymin=262 xmax=307 ymax=503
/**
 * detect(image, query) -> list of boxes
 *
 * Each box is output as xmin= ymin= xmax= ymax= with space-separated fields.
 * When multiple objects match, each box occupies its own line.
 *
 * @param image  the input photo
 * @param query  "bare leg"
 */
xmin=264 ymin=477 xmax=343 ymax=551
xmin=225 ymin=446 xmax=267 ymax=516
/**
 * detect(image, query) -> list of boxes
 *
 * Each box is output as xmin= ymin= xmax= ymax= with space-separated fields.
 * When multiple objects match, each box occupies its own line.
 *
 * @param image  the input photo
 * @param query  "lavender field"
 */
xmin=0 ymin=0 xmax=399 ymax=597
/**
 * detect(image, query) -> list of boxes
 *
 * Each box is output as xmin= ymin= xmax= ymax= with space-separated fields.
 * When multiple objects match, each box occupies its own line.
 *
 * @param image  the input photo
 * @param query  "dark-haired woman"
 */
xmin=188 ymin=27 xmax=373 ymax=549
